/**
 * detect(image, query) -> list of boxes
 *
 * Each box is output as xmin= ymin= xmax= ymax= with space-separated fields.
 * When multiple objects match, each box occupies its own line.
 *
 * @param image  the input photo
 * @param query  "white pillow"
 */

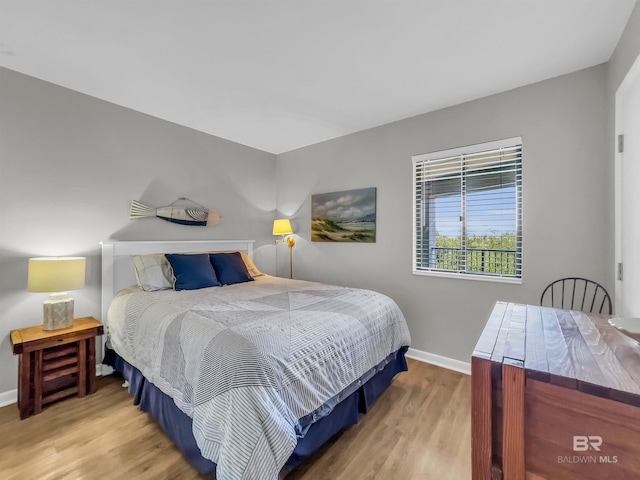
xmin=131 ymin=254 xmax=174 ymax=291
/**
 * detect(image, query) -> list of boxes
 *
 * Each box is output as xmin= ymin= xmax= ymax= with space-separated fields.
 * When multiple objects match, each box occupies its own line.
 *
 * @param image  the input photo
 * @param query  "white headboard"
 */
xmin=101 ymin=240 xmax=255 ymax=326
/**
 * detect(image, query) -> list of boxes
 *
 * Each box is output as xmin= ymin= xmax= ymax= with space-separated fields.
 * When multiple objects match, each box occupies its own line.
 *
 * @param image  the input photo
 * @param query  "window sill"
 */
xmin=412 ymin=269 xmax=522 ymax=285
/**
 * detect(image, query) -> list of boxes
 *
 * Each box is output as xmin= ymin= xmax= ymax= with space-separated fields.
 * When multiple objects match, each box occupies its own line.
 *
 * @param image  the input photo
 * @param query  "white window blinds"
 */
xmin=413 ymin=137 xmax=522 ymax=281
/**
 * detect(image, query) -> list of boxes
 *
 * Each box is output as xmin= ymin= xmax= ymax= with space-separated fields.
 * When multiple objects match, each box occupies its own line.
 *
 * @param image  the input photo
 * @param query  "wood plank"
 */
xmin=33 ymin=350 xmax=43 ymax=415
xmin=16 ymin=328 xmax=103 ymax=354
xmin=521 ymin=306 xmax=640 ymax=405
xmin=555 ymin=310 xmax=609 ymax=392
xmin=503 ymin=303 xmax=527 ymax=364
xmin=78 ymin=338 xmax=87 ymax=397
xmin=88 ymin=337 xmax=97 ymax=394
xmin=42 ymin=374 xmax=78 ymax=395
xmin=539 ymin=308 xmax=576 ymax=388
xmin=502 ymin=362 xmax=525 ymax=480
xmin=471 ymin=356 xmax=492 ymax=480
xmin=42 ymin=365 xmax=79 ymax=382
xmin=10 ymin=318 xmax=103 ymax=355
xmin=11 ymin=317 xmax=103 ymax=345
xmin=491 ymin=302 xmax=515 ymax=364
xmin=569 ymin=311 xmax=640 ymax=403
xmin=590 ymin=314 xmax=640 ymax=397
xmin=17 ymin=353 xmax=30 ymax=419
xmin=42 ymin=355 xmax=78 ymax=372
xmin=42 ymin=344 xmax=78 ymax=361
xmin=42 ymin=386 xmax=79 ymax=405
xmin=473 ymin=301 xmax=508 ymax=358
xmin=10 ymin=329 xmax=23 ymax=354
xmin=525 ymin=305 xmax=550 ymax=382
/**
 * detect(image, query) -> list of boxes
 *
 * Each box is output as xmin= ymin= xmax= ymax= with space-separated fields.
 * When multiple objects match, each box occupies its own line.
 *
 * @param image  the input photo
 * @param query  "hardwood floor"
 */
xmin=0 ymin=359 xmax=471 ymax=479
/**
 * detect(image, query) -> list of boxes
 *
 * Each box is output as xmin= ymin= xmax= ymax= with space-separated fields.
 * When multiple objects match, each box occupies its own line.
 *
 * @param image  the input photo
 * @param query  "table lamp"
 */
xmin=273 ymin=219 xmax=295 ymax=279
xmin=28 ymin=257 xmax=86 ymax=330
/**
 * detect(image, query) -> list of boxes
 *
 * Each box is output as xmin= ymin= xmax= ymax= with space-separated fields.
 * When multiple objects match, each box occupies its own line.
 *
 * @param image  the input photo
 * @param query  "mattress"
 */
xmin=107 ymin=275 xmax=411 ymax=480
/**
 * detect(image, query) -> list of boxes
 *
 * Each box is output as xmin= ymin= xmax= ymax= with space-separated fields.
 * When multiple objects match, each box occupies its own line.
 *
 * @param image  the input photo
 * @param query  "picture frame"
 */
xmin=311 ymin=187 xmax=376 ymax=243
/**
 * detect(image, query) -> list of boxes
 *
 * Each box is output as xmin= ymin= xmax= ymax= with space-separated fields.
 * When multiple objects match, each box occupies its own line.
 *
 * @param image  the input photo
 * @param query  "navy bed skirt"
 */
xmin=105 ymin=346 xmax=408 ymax=475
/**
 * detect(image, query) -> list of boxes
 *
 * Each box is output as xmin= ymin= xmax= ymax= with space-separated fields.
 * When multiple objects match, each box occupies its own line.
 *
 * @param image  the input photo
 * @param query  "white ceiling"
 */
xmin=0 ymin=1 xmax=636 ymax=154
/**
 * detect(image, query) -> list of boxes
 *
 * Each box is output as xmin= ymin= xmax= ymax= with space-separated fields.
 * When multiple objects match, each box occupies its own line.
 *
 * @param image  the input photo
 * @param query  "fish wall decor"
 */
xmin=130 ymin=198 xmax=223 ymax=226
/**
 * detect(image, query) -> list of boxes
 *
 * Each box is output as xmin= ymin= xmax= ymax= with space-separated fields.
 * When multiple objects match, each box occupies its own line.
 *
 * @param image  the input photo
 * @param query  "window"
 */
xmin=412 ymin=137 xmax=522 ymax=282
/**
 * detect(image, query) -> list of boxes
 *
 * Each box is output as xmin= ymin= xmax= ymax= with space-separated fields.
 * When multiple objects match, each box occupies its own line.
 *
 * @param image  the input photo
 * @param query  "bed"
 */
xmin=101 ymin=240 xmax=411 ymax=480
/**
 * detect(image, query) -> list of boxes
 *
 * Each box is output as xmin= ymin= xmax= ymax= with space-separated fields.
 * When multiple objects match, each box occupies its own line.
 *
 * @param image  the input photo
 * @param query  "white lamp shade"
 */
xmin=28 ymin=257 xmax=86 ymax=293
xmin=272 ymin=219 xmax=293 ymax=236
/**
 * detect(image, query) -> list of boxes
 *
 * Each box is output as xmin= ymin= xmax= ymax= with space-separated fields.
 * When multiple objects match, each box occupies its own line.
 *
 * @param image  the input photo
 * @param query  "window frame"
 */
xmin=412 ymin=137 xmax=523 ymax=284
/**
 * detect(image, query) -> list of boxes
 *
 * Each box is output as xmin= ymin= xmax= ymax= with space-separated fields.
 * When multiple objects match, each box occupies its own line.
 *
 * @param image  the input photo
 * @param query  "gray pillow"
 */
xmin=131 ymin=254 xmax=173 ymax=291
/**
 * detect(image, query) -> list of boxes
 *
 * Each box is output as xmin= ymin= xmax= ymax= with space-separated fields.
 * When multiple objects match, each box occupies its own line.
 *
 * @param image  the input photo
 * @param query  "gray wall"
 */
xmin=0 ymin=67 xmax=277 ymax=394
xmin=276 ymin=64 xmax=610 ymax=364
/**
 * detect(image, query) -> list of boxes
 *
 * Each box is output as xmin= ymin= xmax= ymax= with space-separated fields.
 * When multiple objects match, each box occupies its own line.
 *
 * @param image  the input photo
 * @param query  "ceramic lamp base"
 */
xmin=43 ymin=293 xmax=74 ymax=330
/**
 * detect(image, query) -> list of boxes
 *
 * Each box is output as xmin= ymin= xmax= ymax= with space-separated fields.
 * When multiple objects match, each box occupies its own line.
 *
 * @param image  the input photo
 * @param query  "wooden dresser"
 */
xmin=471 ymin=302 xmax=640 ymax=480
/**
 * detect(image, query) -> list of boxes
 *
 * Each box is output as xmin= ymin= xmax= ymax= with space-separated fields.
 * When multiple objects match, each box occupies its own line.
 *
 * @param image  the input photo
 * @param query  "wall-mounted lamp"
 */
xmin=273 ymin=219 xmax=295 ymax=279
xmin=28 ymin=257 xmax=86 ymax=330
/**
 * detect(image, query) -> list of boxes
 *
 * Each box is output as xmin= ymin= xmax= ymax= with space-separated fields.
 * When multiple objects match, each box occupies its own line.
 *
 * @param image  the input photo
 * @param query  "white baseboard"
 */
xmin=0 ymin=389 xmax=17 ymax=408
xmin=406 ymin=347 xmax=471 ymax=375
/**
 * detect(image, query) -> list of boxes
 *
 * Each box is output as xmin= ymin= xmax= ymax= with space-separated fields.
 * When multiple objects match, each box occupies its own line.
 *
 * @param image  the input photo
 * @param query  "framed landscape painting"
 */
xmin=311 ymin=187 xmax=376 ymax=242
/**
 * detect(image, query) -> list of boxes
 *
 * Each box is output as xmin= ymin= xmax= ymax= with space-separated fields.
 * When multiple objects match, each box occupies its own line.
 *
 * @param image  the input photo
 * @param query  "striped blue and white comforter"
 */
xmin=107 ymin=275 xmax=411 ymax=480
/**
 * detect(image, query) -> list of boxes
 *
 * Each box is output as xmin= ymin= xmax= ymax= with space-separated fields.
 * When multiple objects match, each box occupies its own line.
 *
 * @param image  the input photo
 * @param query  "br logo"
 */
xmin=573 ymin=435 xmax=603 ymax=452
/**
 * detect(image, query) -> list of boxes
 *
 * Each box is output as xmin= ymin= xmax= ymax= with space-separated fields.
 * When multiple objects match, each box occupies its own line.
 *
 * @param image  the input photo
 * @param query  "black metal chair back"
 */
xmin=540 ymin=277 xmax=612 ymax=314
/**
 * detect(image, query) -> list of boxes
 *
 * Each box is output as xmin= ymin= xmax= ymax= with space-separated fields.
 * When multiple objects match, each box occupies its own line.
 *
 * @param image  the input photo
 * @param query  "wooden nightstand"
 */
xmin=10 ymin=317 xmax=104 ymax=419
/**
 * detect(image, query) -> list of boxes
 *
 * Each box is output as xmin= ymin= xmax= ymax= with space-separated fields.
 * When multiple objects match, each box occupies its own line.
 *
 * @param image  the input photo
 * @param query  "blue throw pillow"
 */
xmin=165 ymin=253 xmax=221 ymax=290
xmin=209 ymin=252 xmax=254 ymax=286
